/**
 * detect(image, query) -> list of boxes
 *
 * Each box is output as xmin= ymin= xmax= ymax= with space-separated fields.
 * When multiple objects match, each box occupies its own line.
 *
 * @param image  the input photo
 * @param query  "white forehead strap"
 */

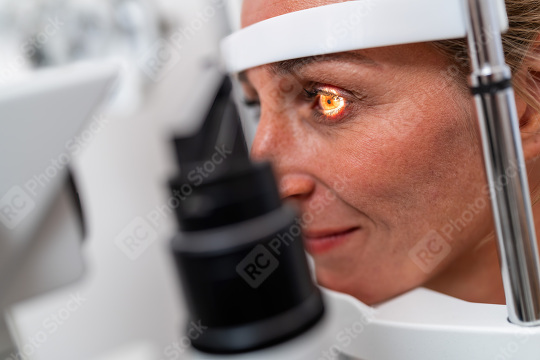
xmin=220 ymin=0 xmax=508 ymax=73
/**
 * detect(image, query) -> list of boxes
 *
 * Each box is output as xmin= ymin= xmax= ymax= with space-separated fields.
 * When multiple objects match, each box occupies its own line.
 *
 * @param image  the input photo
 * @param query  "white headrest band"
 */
xmin=220 ymin=0 xmax=508 ymax=73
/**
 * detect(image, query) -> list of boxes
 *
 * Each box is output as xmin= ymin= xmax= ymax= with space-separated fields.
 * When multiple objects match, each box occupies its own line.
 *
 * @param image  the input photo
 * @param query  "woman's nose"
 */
xmin=279 ymin=173 xmax=316 ymax=199
xmin=250 ymin=108 xmax=283 ymax=163
xmin=250 ymin=109 xmax=315 ymax=199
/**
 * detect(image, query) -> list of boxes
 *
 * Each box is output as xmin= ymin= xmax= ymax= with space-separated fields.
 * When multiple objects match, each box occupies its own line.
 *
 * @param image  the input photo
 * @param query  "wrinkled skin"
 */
xmin=242 ymin=0 xmax=540 ymax=305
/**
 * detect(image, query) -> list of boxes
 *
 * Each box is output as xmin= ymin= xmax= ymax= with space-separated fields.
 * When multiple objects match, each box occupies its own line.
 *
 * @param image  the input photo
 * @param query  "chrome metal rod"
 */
xmin=466 ymin=0 xmax=540 ymax=325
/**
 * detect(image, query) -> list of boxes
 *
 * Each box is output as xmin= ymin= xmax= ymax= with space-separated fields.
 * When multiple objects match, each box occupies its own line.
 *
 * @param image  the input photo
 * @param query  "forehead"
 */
xmin=237 ymin=0 xmax=456 ymax=90
xmin=241 ymin=0 xmax=351 ymax=27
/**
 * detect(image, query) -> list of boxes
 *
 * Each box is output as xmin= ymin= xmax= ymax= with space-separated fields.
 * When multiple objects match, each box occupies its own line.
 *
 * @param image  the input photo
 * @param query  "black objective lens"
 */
xmin=169 ymin=77 xmax=324 ymax=354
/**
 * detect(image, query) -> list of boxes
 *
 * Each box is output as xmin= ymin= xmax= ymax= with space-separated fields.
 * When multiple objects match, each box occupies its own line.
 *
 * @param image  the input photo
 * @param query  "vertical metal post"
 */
xmin=466 ymin=0 xmax=540 ymax=325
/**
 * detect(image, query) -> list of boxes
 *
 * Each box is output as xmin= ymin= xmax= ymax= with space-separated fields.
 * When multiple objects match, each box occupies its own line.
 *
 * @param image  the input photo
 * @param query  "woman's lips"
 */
xmin=303 ymin=227 xmax=360 ymax=254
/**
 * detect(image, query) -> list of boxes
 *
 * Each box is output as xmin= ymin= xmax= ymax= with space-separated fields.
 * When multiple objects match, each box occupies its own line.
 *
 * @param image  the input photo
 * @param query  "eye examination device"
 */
xmin=3 ymin=0 xmax=540 ymax=359
xmin=0 ymin=61 xmax=117 ymax=358
xmin=167 ymin=0 xmax=540 ymax=359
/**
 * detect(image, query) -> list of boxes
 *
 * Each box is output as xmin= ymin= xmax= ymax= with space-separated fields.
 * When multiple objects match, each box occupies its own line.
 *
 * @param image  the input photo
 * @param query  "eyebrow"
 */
xmin=269 ymin=52 xmax=377 ymax=76
xmin=238 ymin=52 xmax=377 ymax=86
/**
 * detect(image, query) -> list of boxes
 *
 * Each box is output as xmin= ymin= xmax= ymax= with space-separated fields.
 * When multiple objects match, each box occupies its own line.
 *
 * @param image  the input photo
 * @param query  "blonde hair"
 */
xmin=432 ymin=1 xmax=540 ymax=113
xmin=432 ymin=1 xmax=540 ymax=204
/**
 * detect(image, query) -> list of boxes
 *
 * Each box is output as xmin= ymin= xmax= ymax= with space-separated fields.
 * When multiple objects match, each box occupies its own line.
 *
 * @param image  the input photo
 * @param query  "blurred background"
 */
xmin=0 ymin=0 xmax=243 ymax=359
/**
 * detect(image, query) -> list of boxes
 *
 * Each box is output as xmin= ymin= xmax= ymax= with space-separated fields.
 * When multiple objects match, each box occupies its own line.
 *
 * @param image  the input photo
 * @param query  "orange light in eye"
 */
xmin=319 ymin=93 xmax=345 ymax=117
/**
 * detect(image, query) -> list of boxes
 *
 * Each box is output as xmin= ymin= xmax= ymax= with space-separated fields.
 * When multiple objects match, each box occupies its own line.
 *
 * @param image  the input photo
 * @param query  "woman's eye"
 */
xmin=319 ymin=93 xmax=346 ymax=117
xmin=304 ymin=86 xmax=349 ymax=121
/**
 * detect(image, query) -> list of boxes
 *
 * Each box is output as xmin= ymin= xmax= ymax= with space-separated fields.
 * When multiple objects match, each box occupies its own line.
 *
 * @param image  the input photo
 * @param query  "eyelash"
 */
xmin=243 ymin=98 xmax=260 ymax=107
xmin=242 ymin=84 xmax=358 ymax=124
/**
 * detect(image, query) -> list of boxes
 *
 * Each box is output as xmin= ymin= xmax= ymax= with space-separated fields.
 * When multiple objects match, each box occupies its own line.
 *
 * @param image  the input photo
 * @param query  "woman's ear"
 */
xmin=516 ymin=94 xmax=540 ymax=162
xmin=516 ymin=36 xmax=540 ymax=162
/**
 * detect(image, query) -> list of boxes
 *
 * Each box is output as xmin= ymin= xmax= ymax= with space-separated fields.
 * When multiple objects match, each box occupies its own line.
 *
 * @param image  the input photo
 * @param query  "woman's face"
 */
xmin=242 ymin=0 xmax=493 ymax=304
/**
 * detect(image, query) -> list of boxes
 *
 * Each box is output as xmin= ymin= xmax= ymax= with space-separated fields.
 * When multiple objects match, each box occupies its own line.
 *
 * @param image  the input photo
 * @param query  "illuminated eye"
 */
xmin=318 ymin=92 xmax=346 ymax=117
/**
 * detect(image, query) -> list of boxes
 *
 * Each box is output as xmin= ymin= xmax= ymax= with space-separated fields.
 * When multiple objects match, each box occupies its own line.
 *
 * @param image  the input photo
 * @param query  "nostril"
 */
xmin=279 ymin=174 xmax=316 ymax=199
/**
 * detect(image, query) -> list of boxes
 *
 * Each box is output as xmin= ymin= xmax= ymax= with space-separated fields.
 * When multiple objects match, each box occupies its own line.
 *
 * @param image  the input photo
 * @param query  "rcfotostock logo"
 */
xmin=235 ymin=173 xmax=353 ymax=288
xmin=0 ymin=186 xmax=36 ymax=229
xmin=0 ymin=154 xmax=72 ymax=230
xmin=5 ymin=292 xmax=86 ymax=360
xmin=138 ymin=0 xmax=224 ymax=82
xmin=409 ymin=230 xmax=451 ymax=274
xmin=317 ymin=0 xmax=375 ymax=54
xmin=0 ymin=113 xmax=108 ymax=231
xmin=115 ymin=144 xmax=232 ymax=260
xmin=138 ymin=39 xmax=182 ymax=82
xmin=159 ymin=320 xmax=208 ymax=360
xmin=0 ymin=16 xmax=64 ymax=84
xmin=318 ymin=312 xmax=375 ymax=360
xmin=114 ymin=217 xmax=159 ymax=261
xmin=409 ymin=160 xmax=526 ymax=273
xmin=236 ymin=244 xmax=280 ymax=289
